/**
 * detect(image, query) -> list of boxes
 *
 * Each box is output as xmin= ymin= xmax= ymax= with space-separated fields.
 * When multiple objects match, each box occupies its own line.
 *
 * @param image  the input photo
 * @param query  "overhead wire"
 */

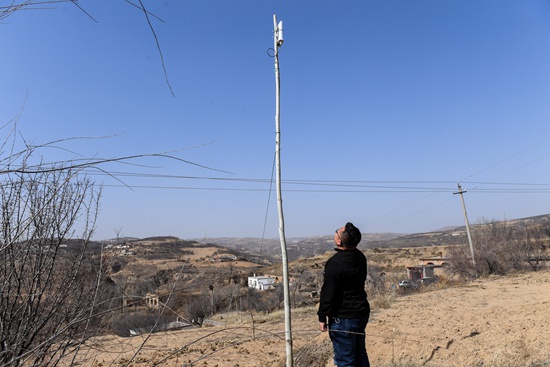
xmin=94 ymin=182 xmax=550 ymax=193
xmin=362 ymin=138 xmax=550 ymax=231
xmin=78 ymin=169 xmax=550 ymax=193
xmin=259 ymin=153 xmax=276 ymax=253
xmin=463 ymin=137 xmax=550 ymax=182
xmin=74 ymin=138 xmax=550 ymax=233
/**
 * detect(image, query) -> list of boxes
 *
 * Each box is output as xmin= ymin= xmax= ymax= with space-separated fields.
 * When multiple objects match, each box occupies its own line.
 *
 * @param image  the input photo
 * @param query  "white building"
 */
xmin=247 ymin=275 xmax=276 ymax=291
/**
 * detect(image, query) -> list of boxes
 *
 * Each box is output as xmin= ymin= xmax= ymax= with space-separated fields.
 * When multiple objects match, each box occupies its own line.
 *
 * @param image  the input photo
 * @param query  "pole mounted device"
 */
xmin=273 ymin=14 xmax=293 ymax=367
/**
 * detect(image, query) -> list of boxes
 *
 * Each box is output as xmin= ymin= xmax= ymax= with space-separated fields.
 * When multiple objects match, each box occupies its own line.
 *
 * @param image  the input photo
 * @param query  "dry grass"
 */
xmin=369 ymin=291 xmax=397 ymax=310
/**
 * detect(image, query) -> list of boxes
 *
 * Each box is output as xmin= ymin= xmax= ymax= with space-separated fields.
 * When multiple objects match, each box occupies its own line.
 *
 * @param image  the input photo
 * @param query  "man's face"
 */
xmin=334 ymin=226 xmax=345 ymax=246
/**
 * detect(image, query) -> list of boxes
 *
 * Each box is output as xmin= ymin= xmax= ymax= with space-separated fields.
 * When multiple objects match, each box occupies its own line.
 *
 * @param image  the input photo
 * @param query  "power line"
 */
xmin=79 ymin=169 xmax=550 ymax=189
xmin=74 ymin=139 xmax=550 ymax=235
xmin=97 ymin=183 xmax=550 ymax=193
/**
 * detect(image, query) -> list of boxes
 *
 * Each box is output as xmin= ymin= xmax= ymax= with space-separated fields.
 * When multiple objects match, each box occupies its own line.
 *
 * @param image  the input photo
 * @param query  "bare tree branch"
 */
xmin=1 ymin=1 xmax=174 ymax=95
xmin=136 ymin=0 xmax=175 ymax=97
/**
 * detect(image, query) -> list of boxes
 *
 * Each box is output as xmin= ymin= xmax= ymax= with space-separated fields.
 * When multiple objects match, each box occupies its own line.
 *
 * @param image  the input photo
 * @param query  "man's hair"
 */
xmin=341 ymin=222 xmax=361 ymax=247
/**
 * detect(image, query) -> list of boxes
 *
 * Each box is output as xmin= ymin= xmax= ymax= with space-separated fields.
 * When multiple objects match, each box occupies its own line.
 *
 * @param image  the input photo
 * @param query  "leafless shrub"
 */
xmin=184 ymin=295 xmax=211 ymax=326
xmin=521 ymin=225 xmax=549 ymax=271
xmin=255 ymin=286 xmax=284 ymax=313
xmin=367 ymin=265 xmax=389 ymax=293
xmin=290 ymin=264 xmax=320 ymax=308
xmin=217 ymin=283 xmax=242 ymax=312
xmin=0 ymin=165 xmax=105 ymax=366
xmin=370 ymin=291 xmax=396 ymax=309
xmin=243 ymin=287 xmax=262 ymax=311
xmin=239 ymin=286 xmax=284 ymax=313
xmin=111 ymin=311 xmax=176 ymax=337
xmin=367 ymin=265 xmax=397 ymax=309
xmin=447 ymin=219 xmax=550 ymax=279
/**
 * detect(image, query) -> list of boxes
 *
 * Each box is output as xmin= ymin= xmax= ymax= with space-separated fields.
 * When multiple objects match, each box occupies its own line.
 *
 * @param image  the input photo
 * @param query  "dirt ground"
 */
xmin=85 ymin=269 xmax=550 ymax=367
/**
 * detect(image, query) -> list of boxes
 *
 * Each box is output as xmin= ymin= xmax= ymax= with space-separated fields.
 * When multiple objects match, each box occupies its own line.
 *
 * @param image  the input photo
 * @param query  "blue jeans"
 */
xmin=328 ymin=316 xmax=370 ymax=367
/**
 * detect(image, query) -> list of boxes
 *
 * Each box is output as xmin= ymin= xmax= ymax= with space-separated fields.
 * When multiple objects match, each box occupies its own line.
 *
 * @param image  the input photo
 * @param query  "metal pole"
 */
xmin=454 ymin=183 xmax=476 ymax=265
xmin=273 ymin=14 xmax=293 ymax=367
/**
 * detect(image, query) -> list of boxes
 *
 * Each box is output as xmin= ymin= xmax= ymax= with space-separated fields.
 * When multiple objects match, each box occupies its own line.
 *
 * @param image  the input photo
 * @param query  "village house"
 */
xmin=247 ymin=274 xmax=279 ymax=291
xmin=213 ymin=254 xmax=238 ymax=262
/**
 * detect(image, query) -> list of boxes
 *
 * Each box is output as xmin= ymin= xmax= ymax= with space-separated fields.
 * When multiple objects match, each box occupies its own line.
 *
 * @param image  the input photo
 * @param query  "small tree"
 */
xmin=184 ymin=295 xmax=211 ymax=326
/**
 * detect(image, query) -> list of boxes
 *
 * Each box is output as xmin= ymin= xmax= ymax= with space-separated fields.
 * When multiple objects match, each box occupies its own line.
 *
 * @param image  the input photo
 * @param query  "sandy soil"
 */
xmin=367 ymin=270 xmax=550 ymax=366
xmin=84 ymin=269 xmax=550 ymax=367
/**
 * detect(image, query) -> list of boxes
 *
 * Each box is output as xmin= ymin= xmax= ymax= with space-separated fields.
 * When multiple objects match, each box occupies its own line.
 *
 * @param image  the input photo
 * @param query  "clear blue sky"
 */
xmin=2 ymin=1 xmax=549 ymax=240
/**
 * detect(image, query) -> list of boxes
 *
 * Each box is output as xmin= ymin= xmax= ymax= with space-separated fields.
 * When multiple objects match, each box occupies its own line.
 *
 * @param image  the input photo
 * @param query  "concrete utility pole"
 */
xmin=272 ymin=14 xmax=293 ymax=367
xmin=454 ymin=183 xmax=476 ymax=265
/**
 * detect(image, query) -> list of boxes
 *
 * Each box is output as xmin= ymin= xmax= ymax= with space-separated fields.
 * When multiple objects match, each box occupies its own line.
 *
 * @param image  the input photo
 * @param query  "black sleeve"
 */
xmin=317 ymin=258 xmax=339 ymax=322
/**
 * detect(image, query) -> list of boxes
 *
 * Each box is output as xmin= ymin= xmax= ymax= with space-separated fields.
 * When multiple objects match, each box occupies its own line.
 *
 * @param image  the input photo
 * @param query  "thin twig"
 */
xmin=136 ymin=0 xmax=175 ymax=97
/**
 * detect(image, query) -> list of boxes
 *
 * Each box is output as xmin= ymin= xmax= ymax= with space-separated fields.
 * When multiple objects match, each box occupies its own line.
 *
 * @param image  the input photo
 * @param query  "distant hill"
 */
xmin=379 ymin=213 xmax=550 ymax=248
xmin=92 ymin=213 xmax=549 ymax=264
xmin=195 ymin=233 xmax=403 ymax=262
xmin=198 ymin=214 xmax=550 ymax=261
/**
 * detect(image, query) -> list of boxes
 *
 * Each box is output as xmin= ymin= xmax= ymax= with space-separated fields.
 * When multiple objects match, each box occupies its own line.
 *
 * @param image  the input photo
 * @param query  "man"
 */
xmin=318 ymin=222 xmax=370 ymax=367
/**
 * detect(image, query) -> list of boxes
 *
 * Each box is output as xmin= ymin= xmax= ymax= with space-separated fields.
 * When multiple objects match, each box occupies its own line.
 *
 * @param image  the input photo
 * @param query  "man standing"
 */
xmin=318 ymin=222 xmax=370 ymax=367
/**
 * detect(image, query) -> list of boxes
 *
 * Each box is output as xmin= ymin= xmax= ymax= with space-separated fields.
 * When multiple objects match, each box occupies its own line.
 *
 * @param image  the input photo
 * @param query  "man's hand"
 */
xmin=319 ymin=321 xmax=328 ymax=332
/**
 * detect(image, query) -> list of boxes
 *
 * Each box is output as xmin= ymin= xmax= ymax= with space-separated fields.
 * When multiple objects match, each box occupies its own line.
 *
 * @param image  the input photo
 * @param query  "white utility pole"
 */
xmin=273 ymin=14 xmax=293 ymax=367
xmin=454 ymin=183 xmax=476 ymax=265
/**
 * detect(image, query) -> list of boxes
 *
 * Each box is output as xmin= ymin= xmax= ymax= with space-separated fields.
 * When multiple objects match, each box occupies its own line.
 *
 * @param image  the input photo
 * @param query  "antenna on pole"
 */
xmin=454 ymin=183 xmax=476 ymax=265
xmin=272 ymin=14 xmax=293 ymax=367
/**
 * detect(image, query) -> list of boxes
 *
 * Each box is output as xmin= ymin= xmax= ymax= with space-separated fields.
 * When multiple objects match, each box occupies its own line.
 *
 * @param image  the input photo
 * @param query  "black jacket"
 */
xmin=317 ymin=248 xmax=370 ymax=322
